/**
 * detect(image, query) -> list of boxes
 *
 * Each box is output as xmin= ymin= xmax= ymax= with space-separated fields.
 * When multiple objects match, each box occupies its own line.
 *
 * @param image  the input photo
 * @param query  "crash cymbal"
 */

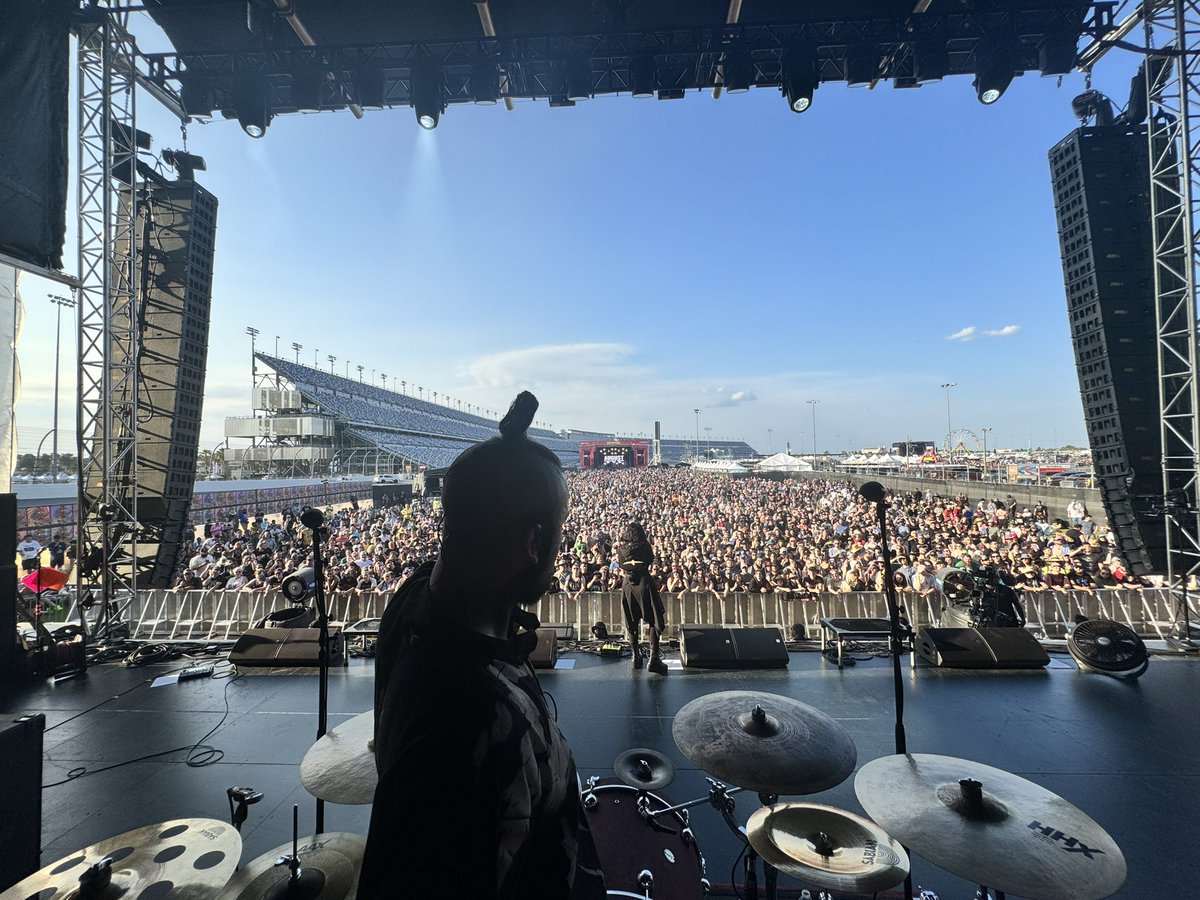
xmin=746 ymin=803 xmax=909 ymax=894
xmin=613 ymin=748 xmax=676 ymax=790
xmin=300 ymin=710 xmax=376 ymax=805
xmin=855 ymin=754 xmax=1126 ymax=899
xmin=218 ymin=833 xmax=365 ymax=900
xmin=1 ymin=818 xmax=240 ymax=900
xmin=672 ymin=691 xmax=856 ymax=795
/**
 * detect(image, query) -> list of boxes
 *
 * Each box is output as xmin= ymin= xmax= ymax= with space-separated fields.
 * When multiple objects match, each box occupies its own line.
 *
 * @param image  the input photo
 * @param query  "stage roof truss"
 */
xmin=139 ymin=4 xmax=1113 ymax=117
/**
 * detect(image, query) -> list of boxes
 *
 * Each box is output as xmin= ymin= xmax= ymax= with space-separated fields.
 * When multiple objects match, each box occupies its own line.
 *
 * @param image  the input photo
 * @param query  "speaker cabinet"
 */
xmin=228 ymin=627 xmax=344 ymax=667
xmin=681 ymin=625 xmax=789 ymax=669
xmin=0 ymin=714 xmax=44 ymax=889
xmin=916 ymin=627 xmax=1049 ymax=669
xmin=528 ymin=627 xmax=559 ymax=669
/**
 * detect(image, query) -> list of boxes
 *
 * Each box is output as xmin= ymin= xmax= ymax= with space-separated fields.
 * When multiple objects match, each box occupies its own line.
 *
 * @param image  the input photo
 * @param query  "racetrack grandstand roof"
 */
xmin=255 ymin=353 xmax=757 ymax=468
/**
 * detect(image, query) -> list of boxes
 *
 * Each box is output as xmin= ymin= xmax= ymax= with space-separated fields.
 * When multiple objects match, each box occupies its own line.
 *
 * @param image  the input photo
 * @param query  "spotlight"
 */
xmin=410 ymin=60 xmax=444 ymax=129
xmin=162 ymin=148 xmax=207 ymax=180
xmin=591 ymin=621 xmax=609 ymax=641
xmin=782 ymin=48 xmax=817 ymax=113
xmin=356 ymin=66 xmax=385 ymax=109
xmin=565 ymin=58 xmax=592 ymax=101
xmin=1038 ymin=31 xmax=1077 ymax=77
xmin=630 ymin=55 xmax=655 ymax=98
xmin=657 ymin=88 xmax=684 ymax=100
xmin=973 ymin=39 xmax=1015 ymax=105
xmin=233 ymin=72 xmax=272 ymax=137
xmin=722 ymin=51 xmax=752 ymax=94
xmin=281 ymin=566 xmax=316 ymax=602
xmin=179 ymin=72 xmax=214 ymax=118
xmin=845 ymin=45 xmax=877 ymax=87
xmin=913 ymin=41 xmax=948 ymax=85
xmin=1072 ymin=89 xmax=1115 ymax=126
xmin=291 ymin=67 xmax=324 ymax=112
xmin=471 ymin=59 xmax=500 ymax=105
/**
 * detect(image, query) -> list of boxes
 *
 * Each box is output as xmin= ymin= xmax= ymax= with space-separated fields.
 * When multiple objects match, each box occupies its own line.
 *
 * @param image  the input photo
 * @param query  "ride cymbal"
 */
xmin=1 ymin=818 xmax=240 ymax=900
xmin=613 ymin=748 xmax=676 ymax=790
xmin=672 ymin=691 xmax=856 ymax=795
xmin=218 ymin=833 xmax=365 ymax=900
xmin=855 ymin=753 xmax=1126 ymax=899
xmin=746 ymin=803 xmax=909 ymax=894
xmin=300 ymin=710 xmax=377 ymax=805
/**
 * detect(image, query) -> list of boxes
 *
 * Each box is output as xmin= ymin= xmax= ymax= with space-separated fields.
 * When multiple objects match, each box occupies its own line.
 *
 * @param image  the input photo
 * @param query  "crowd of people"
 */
xmin=169 ymin=468 xmax=1140 ymax=600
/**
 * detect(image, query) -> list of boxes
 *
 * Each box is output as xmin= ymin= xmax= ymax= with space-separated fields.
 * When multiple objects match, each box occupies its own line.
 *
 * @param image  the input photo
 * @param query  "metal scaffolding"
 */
xmin=1144 ymin=0 xmax=1200 ymax=634
xmin=76 ymin=10 xmax=140 ymax=611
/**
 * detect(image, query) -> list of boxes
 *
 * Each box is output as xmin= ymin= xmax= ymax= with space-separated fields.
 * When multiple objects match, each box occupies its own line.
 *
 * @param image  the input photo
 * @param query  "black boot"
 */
xmin=648 ymin=655 xmax=668 ymax=675
xmin=632 ymin=644 xmax=644 ymax=671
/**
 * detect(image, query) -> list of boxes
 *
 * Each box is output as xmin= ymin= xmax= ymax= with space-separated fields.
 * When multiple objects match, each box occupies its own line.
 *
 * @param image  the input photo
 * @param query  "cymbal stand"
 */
xmin=274 ymin=805 xmax=303 ymax=883
xmin=976 ymin=889 xmax=1006 ymax=900
xmin=302 ymin=508 xmax=332 ymax=834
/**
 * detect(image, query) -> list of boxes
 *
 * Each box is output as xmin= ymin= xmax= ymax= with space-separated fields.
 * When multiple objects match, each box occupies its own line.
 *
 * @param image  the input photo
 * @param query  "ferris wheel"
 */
xmin=945 ymin=428 xmax=980 ymax=455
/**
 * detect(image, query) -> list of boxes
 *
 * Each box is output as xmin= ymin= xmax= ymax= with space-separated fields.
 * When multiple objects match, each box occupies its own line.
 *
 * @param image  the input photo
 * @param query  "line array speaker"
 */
xmin=680 ymin=625 xmax=789 ymax=669
xmin=916 ymin=626 xmax=1049 ymax=669
xmin=1049 ymin=124 xmax=1189 ymax=574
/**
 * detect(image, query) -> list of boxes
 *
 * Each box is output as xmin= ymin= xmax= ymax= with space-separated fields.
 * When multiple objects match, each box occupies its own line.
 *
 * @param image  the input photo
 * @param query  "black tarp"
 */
xmin=0 ymin=0 xmax=71 ymax=271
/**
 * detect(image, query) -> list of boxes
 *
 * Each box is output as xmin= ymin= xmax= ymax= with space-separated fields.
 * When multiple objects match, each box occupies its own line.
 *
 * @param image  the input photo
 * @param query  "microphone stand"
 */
xmin=303 ymin=509 xmax=331 ymax=835
xmin=861 ymin=482 xmax=912 ymax=900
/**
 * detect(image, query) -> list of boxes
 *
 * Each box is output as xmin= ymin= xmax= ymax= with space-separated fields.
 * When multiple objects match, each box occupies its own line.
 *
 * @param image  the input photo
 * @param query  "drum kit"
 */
xmin=3 ymin=690 xmax=1126 ymax=900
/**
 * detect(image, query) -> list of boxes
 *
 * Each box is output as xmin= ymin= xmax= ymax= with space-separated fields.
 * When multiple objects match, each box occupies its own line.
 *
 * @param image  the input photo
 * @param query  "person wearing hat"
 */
xmin=359 ymin=393 xmax=605 ymax=900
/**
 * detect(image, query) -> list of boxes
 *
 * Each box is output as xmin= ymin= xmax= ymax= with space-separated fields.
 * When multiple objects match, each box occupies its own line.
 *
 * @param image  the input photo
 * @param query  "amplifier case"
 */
xmin=681 ymin=625 xmax=789 ymax=669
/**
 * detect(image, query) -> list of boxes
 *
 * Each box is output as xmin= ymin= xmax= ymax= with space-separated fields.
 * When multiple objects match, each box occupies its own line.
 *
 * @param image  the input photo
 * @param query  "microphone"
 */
xmin=859 ymin=481 xmax=886 ymax=504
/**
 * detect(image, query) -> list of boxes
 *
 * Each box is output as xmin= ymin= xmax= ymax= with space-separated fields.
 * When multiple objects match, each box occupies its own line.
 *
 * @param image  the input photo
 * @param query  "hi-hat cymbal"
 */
xmin=746 ymin=803 xmax=909 ymax=894
xmin=672 ymin=691 xmax=856 ymax=795
xmin=218 ymin=833 xmax=365 ymax=900
xmin=613 ymin=748 xmax=676 ymax=790
xmin=855 ymin=754 xmax=1126 ymax=899
xmin=1 ymin=818 xmax=240 ymax=900
xmin=301 ymin=710 xmax=377 ymax=805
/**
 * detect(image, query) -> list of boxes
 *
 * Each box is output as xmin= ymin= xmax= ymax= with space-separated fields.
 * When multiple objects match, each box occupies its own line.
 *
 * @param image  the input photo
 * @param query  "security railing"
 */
xmin=57 ymin=587 xmax=1196 ymax=645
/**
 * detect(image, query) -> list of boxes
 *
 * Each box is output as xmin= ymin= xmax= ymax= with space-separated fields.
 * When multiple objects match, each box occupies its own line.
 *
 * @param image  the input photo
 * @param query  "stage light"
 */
xmin=591 ymin=621 xmax=609 ymax=641
xmin=565 ymin=58 xmax=592 ymax=101
xmin=471 ymin=59 xmax=500 ymax=105
xmin=410 ymin=61 xmax=444 ymax=129
xmin=973 ymin=39 xmax=1015 ymax=105
xmin=657 ymin=88 xmax=684 ymax=100
xmin=1072 ymin=89 xmax=1115 ymax=126
xmin=722 ymin=51 xmax=752 ymax=94
xmin=282 ymin=566 xmax=316 ymax=601
xmin=913 ymin=41 xmax=948 ymax=85
xmin=356 ymin=65 xmax=385 ymax=109
xmin=781 ymin=48 xmax=817 ymax=113
xmin=233 ymin=72 xmax=272 ymax=137
xmin=179 ymin=72 xmax=214 ymax=118
xmin=630 ymin=55 xmax=655 ymax=98
xmin=1039 ymin=31 xmax=1077 ymax=77
xmin=162 ymin=149 xmax=207 ymax=180
xmin=845 ymin=45 xmax=877 ymax=87
xmin=291 ymin=67 xmax=324 ymax=112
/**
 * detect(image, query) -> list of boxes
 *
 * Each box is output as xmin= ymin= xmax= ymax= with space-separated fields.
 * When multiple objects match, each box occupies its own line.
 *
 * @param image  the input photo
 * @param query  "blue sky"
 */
xmin=18 ymin=24 xmax=1142 ymax=456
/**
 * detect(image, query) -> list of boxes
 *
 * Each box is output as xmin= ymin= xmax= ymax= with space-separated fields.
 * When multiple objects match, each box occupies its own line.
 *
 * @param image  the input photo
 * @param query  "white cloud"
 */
xmin=460 ymin=343 xmax=644 ymax=388
xmin=984 ymin=325 xmax=1021 ymax=337
xmin=946 ymin=326 xmax=977 ymax=342
xmin=706 ymin=389 xmax=758 ymax=408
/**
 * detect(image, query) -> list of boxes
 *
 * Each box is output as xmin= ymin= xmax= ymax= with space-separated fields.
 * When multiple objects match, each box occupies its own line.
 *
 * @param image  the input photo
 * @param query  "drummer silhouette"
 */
xmin=358 ymin=391 xmax=606 ymax=900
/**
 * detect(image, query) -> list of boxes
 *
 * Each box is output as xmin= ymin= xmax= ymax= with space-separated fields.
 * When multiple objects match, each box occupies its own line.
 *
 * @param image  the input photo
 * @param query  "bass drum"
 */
xmin=581 ymin=779 xmax=708 ymax=899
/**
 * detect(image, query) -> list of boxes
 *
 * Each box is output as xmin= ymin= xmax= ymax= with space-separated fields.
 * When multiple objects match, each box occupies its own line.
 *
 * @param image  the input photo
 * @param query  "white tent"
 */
xmin=755 ymin=452 xmax=815 ymax=473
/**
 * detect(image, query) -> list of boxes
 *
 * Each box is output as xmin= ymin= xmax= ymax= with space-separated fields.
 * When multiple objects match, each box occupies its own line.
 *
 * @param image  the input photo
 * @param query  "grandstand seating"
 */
xmin=255 ymin=353 xmax=756 ymax=468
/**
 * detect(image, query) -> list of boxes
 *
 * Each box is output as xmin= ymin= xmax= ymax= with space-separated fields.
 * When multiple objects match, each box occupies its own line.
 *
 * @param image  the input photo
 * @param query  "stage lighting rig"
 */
xmin=161 ymin=148 xmax=207 ymax=180
xmin=471 ymin=59 xmax=500 ymax=105
xmin=411 ymin=61 xmax=445 ymax=129
xmin=232 ymin=72 xmax=272 ymax=137
xmin=973 ymin=39 xmax=1016 ymax=105
xmin=782 ymin=48 xmax=818 ymax=113
xmin=565 ymin=58 xmax=593 ymax=101
xmin=630 ymin=55 xmax=655 ymax=98
xmin=291 ymin=67 xmax=324 ymax=112
xmin=845 ymin=45 xmax=877 ymax=88
xmin=356 ymin=65 xmax=385 ymax=110
xmin=722 ymin=51 xmax=752 ymax=94
xmin=913 ymin=41 xmax=948 ymax=85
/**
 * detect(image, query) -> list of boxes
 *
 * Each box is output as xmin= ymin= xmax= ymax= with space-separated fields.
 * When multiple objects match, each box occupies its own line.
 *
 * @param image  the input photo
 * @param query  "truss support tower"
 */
xmin=76 ymin=9 xmax=141 ymax=616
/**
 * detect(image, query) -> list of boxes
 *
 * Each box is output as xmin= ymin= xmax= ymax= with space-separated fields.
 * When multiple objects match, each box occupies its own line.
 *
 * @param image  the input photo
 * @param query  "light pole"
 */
xmin=327 ymin=354 xmax=336 ymax=374
xmin=292 ymin=341 xmax=303 ymax=363
xmin=274 ymin=335 xmax=280 ymax=355
xmin=693 ymin=409 xmax=701 ymax=461
xmin=940 ymin=382 xmax=957 ymax=467
xmin=767 ymin=428 xmax=773 ymax=454
xmin=345 ymin=359 xmax=351 ymax=377
xmin=704 ymin=426 xmax=712 ymax=459
xmin=49 ymin=294 xmax=76 ymax=480
xmin=401 ymin=380 xmax=407 ymax=395
xmin=381 ymin=372 xmax=387 ymax=389
xmin=356 ymin=365 xmax=364 ymax=383
xmin=806 ymin=400 xmax=819 ymax=458
xmin=314 ymin=347 xmax=319 ymax=366
xmin=981 ymin=426 xmax=992 ymax=482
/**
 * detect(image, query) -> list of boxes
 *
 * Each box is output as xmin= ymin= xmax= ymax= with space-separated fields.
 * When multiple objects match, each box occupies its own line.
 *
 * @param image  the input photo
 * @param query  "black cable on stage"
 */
xmin=42 ymin=672 xmax=241 ymax=788
xmin=44 ymin=660 xmax=214 ymax=733
xmin=730 ymin=842 xmax=749 ymax=900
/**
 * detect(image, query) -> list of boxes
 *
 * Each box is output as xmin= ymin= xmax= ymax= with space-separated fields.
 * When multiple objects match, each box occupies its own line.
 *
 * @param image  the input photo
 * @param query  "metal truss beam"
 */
xmin=77 ymin=10 xmax=140 ymax=611
xmin=1145 ymin=0 xmax=1200 ymax=633
xmin=143 ymin=4 xmax=1112 ymax=113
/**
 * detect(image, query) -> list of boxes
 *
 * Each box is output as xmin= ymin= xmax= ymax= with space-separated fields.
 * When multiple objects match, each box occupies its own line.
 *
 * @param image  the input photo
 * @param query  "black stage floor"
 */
xmin=3 ymin=647 xmax=1198 ymax=900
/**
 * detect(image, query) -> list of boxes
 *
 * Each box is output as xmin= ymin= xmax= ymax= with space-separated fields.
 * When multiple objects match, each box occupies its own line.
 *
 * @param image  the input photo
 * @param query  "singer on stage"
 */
xmin=618 ymin=521 xmax=668 ymax=675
